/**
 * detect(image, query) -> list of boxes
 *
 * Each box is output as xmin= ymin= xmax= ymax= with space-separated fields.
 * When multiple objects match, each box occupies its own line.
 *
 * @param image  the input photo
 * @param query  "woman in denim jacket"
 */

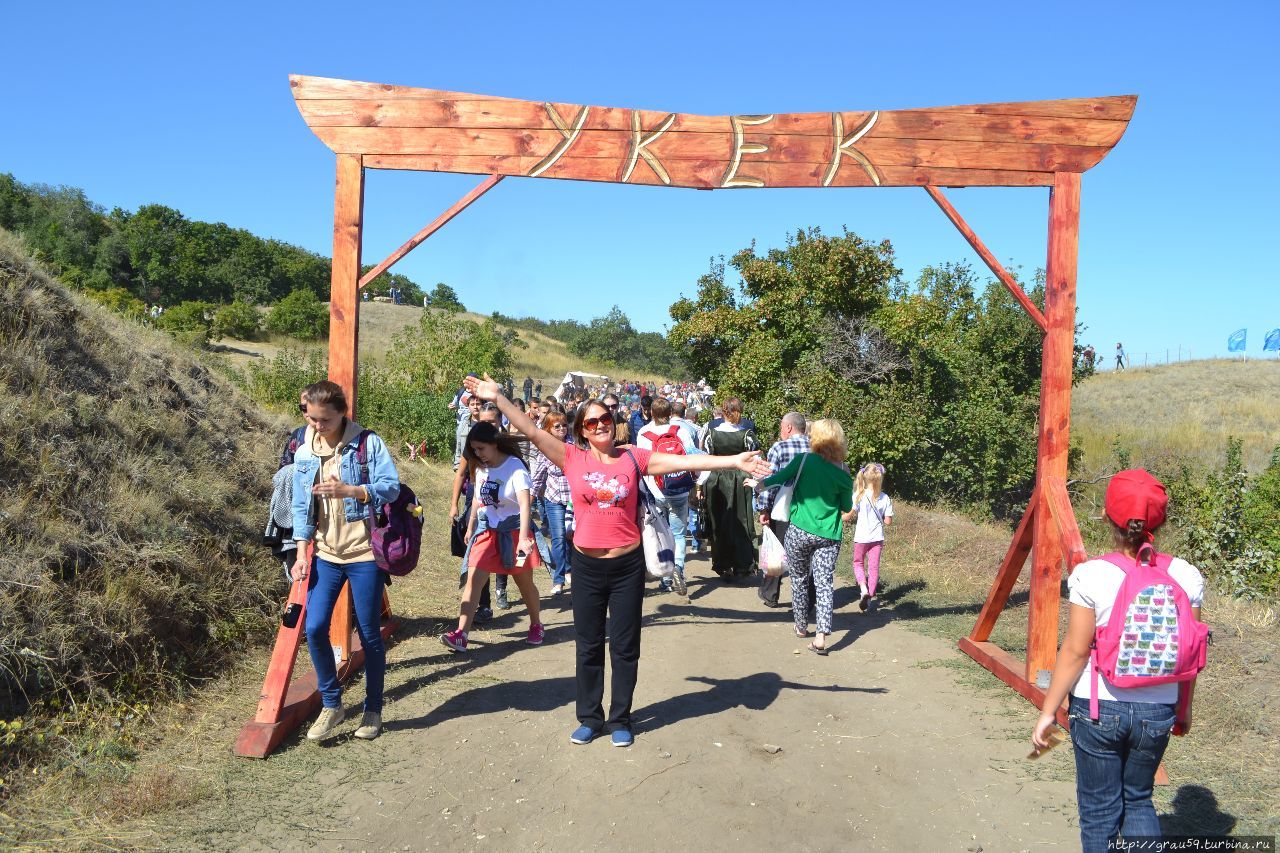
xmin=290 ymin=380 xmax=401 ymax=742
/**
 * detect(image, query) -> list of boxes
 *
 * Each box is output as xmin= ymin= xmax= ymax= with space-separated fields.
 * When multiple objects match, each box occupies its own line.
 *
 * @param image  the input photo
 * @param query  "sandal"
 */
xmin=794 ymin=627 xmax=809 ymax=638
xmin=807 ymin=642 xmax=828 ymax=656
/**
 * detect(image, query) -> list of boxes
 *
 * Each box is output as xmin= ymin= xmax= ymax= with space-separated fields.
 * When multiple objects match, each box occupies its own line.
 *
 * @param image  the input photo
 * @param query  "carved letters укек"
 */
xmin=525 ymin=105 xmax=881 ymax=188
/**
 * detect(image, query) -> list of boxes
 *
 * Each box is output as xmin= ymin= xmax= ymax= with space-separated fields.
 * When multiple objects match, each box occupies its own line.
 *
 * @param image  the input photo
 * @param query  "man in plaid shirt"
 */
xmin=756 ymin=413 xmax=813 ymax=608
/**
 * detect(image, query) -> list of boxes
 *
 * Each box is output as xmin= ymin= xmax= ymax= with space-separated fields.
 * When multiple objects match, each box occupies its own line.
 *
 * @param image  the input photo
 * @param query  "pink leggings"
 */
xmin=852 ymin=541 xmax=883 ymax=596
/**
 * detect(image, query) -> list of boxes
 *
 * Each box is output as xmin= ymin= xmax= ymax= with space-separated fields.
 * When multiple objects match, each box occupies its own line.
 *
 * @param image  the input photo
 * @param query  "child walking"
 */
xmin=1031 ymin=469 xmax=1207 ymax=852
xmin=442 ymin=422 xmax=544 ymax=652
xmin=845 ymin=463 xmax=893 ymax=611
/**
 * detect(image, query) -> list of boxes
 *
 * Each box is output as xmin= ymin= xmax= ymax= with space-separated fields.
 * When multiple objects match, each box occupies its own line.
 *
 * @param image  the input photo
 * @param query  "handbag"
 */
xmin=626 ymin=451 xmax=676 ymax=579
xmin=769 ymin=452 xmax=808 ymax=522
xmin=449 ymin=515 xmax=468 ymax=558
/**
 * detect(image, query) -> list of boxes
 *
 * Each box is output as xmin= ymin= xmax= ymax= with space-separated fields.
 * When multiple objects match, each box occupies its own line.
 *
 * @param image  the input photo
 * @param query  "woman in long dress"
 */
xmin=702 ymin=397 xmax=758 ymax=581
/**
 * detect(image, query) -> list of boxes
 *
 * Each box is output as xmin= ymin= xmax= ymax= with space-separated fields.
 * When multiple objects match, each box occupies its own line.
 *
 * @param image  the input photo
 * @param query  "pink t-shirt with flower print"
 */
xmin=561 ymin=445 xmax=652 ymax=549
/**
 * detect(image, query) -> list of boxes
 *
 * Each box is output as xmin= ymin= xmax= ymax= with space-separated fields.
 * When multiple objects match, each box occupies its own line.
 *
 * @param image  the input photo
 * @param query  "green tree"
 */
xmin=213 ymin=301 xmax=263 ymax=340
xmin=156 ymin=300 xmax=216 ymax=346
xmin=571 ymin=306 xmax=642 ymax=364
xmin=426 ymin=282 xmax=465 ymax=312
xmin=668 ymin=231 xmax=1048 ymax=516
xmin=385 ymin=309 xmax=511 ymax=395
xmin=267 ymin=288 xmax=329 ymax=339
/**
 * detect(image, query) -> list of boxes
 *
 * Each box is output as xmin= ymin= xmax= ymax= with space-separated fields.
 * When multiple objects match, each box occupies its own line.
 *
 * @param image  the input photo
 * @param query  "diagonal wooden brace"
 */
xmin=968 ymin=488 xmax=1037 ymax=643
xmin=924 ymin=186 xmax=1049 ymax=331
xmin=358 ymin=174 xmax=503 ymax=289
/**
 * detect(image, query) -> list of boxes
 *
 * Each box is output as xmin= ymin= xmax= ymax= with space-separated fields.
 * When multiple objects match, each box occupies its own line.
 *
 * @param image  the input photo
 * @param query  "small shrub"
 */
xmin=155 ymin=300 xmax=215 ymax=345
xmin=242 ymin=348 xmax=327 ymax=408
xmin=212 ymin=301 xmax=261 ymax=341
xmin=86 ymin=287 xmax=147 ymax=322
xmin=1167 ymin=439 xmax=1279 ymax=598
xmin=267 ymin=288 xmax=328 ymax=339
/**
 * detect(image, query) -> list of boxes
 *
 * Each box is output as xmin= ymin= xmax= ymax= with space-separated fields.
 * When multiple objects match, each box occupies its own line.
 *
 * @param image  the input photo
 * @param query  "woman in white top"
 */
xmin=843 ymin=463 xmax=893 ymax=611
xmin=1031 ymin=469 xmax=1205 ymax=853
xmin=442 ymin=421 xmax=544 ymax=652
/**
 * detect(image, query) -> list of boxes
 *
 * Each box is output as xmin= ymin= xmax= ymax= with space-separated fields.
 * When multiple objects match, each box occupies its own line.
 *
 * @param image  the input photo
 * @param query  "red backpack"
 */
xmin=356 ymin=431 xmax=423 ymax=576
xmin=641 ymin=425 xmax=695 ymax=495
xmin=1090 ymin=551 xmax=1210 ymax=728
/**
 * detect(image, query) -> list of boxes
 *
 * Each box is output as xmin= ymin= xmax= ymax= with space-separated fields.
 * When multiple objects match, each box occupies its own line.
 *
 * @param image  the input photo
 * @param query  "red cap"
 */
xmin=1104 ymin=469 xmax=1168 ymax=532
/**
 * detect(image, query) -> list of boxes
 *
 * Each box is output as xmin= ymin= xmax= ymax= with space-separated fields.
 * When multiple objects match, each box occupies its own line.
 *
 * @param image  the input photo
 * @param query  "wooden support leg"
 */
xmin=968 ymin=490 xmax=1037 ymax=642
xmin=1026 ymin=172 xmax=1081 ymax=683
xmin=329 ymin=581 xmax=354 ymax=665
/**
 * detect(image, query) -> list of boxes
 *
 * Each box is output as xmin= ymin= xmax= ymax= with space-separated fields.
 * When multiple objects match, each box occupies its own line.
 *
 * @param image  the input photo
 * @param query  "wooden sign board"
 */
xmin=291 ymin=75 xmax=1134 ymax=188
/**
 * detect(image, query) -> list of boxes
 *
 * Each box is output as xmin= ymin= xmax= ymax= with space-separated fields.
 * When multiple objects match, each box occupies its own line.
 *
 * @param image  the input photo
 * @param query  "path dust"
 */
xmin=189 ymin=553 xmax=1080 ymax=852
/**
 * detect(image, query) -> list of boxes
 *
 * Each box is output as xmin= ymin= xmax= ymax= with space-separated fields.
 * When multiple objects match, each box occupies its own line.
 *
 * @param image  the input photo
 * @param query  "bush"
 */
xmin=241 ymin=348 xmax=327 ymax=408
xmin=267 ymin=288 xmax=328 ymax=339
xmin=1165 ymin=439 xmax=1280 ymax=598
xmin=86 ymin=286 xmax=147 ymax=321
xmin=359 ymin=365 xmax=457 ymax=458
xmin=155 ymin=300 xmax=215 ymax=345
xmin=213 ymin=300 xmax=262 ymax=340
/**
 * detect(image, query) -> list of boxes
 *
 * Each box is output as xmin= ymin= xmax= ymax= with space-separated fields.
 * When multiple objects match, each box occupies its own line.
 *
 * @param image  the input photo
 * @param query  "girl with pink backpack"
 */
xmin=1031 ymin=470 xmax=1209 ymax=852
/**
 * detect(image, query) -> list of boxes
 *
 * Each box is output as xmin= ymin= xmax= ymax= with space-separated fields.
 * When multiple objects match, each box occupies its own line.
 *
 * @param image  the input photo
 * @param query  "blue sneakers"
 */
xmin=611 ymin=729 xmax=634 ymax=748
xmin=569 ymin=725 xmax=600 ymax=745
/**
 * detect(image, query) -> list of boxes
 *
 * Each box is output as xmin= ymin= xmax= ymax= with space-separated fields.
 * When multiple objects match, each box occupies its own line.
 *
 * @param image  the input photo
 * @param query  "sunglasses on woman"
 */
xmin=582 ymin=413 xmax=615 ymax=431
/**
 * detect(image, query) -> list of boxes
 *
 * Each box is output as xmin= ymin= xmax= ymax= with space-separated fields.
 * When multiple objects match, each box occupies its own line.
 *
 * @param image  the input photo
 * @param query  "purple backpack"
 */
xmin=356 ymin=431 xmax=423 ymax=576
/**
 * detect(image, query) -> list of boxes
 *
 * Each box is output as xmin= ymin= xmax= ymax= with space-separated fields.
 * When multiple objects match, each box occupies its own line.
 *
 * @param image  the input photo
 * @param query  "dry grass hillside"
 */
xmin=0 ymin=230 xmax=288 ymax=797
xmin=216 ymin=303 xmax=666 ymax=389
xmin=1071 ymin=359 xmax=1280 ymax=473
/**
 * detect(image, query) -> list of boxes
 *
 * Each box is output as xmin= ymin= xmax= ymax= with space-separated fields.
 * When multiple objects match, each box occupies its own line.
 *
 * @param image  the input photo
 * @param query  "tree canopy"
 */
xmin=668 ymin=228 xmax=1050 ymax=516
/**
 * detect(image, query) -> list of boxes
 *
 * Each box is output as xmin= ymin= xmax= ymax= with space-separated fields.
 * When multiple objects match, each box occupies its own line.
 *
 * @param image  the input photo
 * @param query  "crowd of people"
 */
xmin=274 ymin=371 xmax=1207 ymax=852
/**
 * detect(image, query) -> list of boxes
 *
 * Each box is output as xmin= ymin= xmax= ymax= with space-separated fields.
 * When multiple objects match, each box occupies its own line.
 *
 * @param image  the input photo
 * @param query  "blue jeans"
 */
xmin=1068 ymin=695 xmax=1176 ymax=853
xmin=688 ymin=506 xmax=701 ymax=549
xmin=542 ymin=500 xmax=572 ymax=585
xmin=306 ymin=557 xmax=386 ymax=713
xmin=655 ymin=492 xmax=690 ymax=574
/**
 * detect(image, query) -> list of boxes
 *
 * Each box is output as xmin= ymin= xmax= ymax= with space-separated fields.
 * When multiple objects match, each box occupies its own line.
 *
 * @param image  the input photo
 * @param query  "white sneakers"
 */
xmin=307 ymin=706 xmax=345 ymax=740
xmin=354 ymin=711 xmax=382 ymax=740
xmin=306 ymin=707 xmax=382 ymax=741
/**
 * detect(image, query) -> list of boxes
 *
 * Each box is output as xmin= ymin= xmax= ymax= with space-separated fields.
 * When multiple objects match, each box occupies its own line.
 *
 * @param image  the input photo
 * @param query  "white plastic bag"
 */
xmin=760 ymin=526 xmax=787 ymax=577
xmin=641 ymin=502 xmax=676 ymax=579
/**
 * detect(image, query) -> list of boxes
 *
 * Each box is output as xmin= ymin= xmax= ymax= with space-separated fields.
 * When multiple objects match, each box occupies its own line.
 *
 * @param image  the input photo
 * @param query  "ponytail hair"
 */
xmin=1113 ymin=518 xmax=1156 ymax=565
xmin=855 ymin=462 xmax=885 ymax=506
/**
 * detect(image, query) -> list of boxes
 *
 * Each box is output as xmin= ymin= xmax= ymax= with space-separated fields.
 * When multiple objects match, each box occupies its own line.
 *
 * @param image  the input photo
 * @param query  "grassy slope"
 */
xmin=215 ymin=303 xmax=667 ymax=388
xmin=1071 ymin=359 xmax=1280 ymax=473
xmin=0 ymin=230 xmax=289 ymax=806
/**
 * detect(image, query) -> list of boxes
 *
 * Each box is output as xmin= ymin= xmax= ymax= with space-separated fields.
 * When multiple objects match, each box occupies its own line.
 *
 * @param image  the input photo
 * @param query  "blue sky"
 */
xmin=4 ymin=1 xmax=1277 ymax=365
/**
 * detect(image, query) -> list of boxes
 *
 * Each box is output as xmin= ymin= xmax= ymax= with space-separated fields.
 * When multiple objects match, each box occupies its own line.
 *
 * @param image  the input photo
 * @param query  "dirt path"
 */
xmin=193 ymin=552 xmax=1080 ymax=852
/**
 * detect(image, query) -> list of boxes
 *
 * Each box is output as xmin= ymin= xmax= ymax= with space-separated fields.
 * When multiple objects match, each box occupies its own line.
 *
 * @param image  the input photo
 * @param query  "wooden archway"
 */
xmin=236 ymin=75 xmax=1135 ymax=757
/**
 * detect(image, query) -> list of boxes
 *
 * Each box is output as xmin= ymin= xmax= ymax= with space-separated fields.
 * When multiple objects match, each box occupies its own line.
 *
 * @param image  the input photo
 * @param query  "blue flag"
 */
xmin=1265 ymin=329 xmax=1280 ymax=352
xmin=1227 ymin=328 xmax=1247 ymax=353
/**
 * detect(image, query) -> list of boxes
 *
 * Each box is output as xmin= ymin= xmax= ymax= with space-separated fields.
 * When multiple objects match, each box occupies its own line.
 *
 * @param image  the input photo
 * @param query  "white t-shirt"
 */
xmin=853 ymin=492 xmax=893 ymax=543
xmin=1067 ymin=556 xmax=1205 ymax=703
xmin=476 ymin=455 xmax=532 ymax=526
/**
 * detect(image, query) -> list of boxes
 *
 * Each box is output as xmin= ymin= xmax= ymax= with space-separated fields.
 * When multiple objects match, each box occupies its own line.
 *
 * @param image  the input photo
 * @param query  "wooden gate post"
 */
xmin=325 ymin=152 xmax=365 ymax=667
xmin=1025 ymin=171 xmax=1081 ymax=683
xmin=329 ymin=153 xmax=364 ymax=414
